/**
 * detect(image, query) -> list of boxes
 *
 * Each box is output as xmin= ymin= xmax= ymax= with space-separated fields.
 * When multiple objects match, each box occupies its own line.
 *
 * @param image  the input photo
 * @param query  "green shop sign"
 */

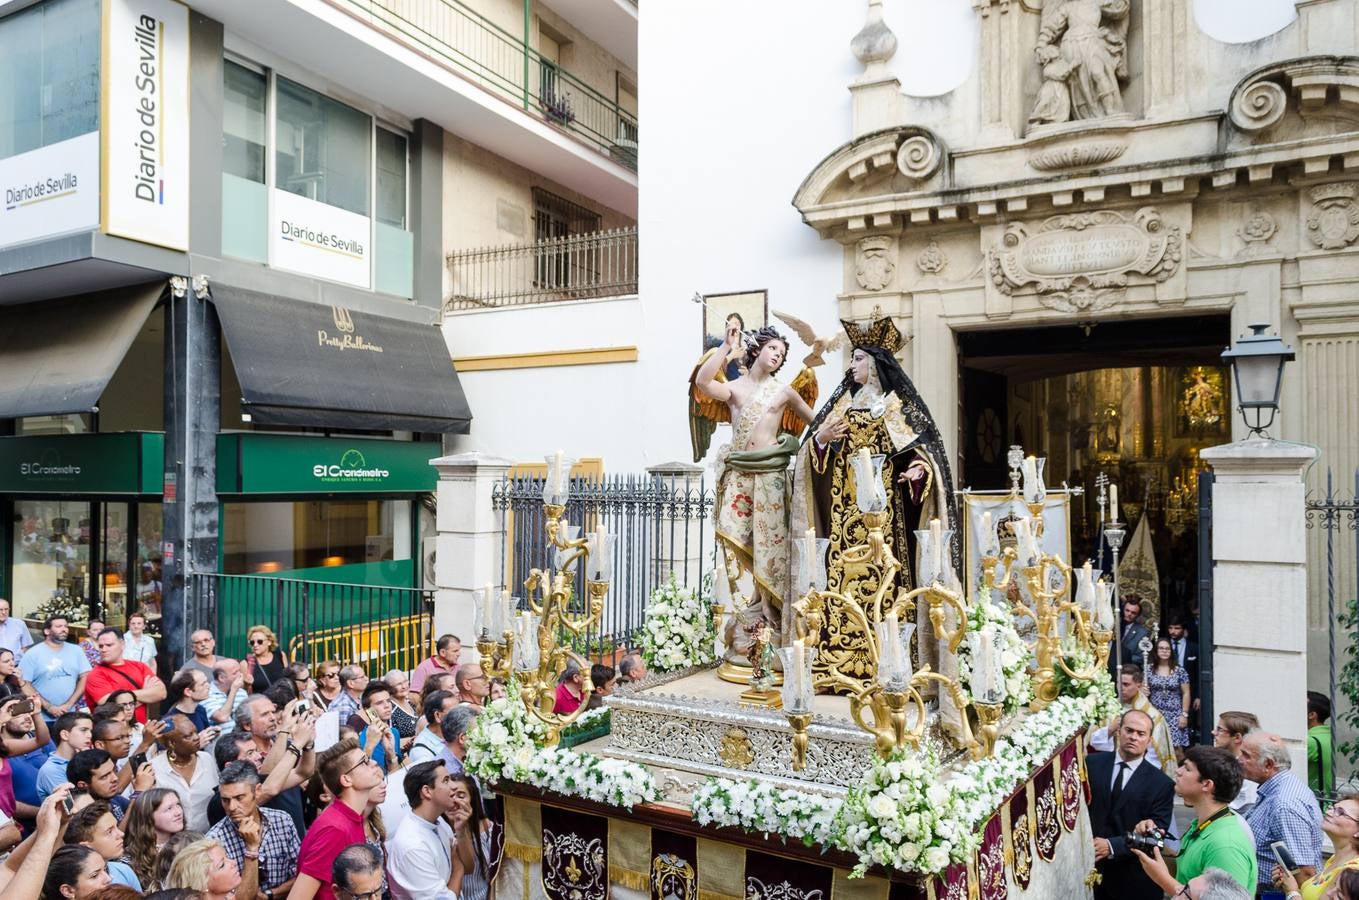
xmin=217 ymin=434 xmax=438 ymax=495
xmin=0 ymin=433 xmax=164 ymax=495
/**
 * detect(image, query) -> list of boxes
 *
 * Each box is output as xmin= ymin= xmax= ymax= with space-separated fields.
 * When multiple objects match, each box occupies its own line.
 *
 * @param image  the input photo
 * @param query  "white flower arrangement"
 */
xmin=691 ymin=778 xmax=843 ymax=848
xmin=641 ymin=573 xmax=715 ymax=671
xmin=464 ymin=680 xmax=658 ymax=809
xmin=957 ymin=588 xmax=1033 ymax=713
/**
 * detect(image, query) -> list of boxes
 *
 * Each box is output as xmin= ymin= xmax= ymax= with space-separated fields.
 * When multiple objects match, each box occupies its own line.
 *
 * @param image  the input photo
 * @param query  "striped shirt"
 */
xmin=1245 ymin=768 xmax=1323 ymax=876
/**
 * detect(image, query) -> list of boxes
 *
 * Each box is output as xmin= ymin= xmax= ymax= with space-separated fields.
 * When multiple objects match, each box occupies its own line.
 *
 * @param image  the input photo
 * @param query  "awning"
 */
xmin=0 ymin=283 xmax=164 ymax=419
xmin=212 ymin=286 xmax=472 ymax=434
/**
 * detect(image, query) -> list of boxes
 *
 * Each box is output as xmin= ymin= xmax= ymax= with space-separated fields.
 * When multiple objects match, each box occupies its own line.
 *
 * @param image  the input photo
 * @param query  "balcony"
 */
xmin=339 ymin=0 xmax=638 ymax=171
xmin=444 ymin=226 xmax=637 ymax=310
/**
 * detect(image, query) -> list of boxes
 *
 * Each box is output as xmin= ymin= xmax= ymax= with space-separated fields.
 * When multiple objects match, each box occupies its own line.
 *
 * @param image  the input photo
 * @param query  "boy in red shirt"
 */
xmin=291 ymin=737 xmax=386 ymax=900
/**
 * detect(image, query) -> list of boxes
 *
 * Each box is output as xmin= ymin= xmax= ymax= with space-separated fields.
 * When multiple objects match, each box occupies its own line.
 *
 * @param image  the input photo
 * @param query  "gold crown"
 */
xmin=840 ymin=313 xmax=904 ymax=354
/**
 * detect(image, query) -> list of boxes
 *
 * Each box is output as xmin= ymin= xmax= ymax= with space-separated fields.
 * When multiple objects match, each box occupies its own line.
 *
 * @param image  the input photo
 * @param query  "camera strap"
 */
xmin=1192 ymin=805 xmax=1234 ymax=835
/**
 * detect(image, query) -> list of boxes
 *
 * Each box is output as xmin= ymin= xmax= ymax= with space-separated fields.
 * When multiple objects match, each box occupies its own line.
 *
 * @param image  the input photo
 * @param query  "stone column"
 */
xmin=1200 ymin=439 xmax=1317 ymax=771
xmin=646 ymin=461 xmax=708 ymax=591
xmin=429 ymin=451 xmax=512 ymax=659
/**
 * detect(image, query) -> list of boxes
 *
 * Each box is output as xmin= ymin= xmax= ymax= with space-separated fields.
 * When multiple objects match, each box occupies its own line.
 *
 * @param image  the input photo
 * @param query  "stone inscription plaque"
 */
xmin=989 ymin=207 xmax=1182 ymax=314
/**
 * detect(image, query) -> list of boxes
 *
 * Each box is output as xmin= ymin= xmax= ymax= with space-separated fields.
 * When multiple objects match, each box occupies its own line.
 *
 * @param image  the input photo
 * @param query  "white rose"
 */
xmin=924 ymin=847 xmax=950 ymax=871
xmin=867 ymin=794 xmax=897 ymax=821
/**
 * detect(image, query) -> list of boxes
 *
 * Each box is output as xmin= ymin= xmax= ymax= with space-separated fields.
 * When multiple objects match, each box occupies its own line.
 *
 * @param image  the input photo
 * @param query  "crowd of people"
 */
xmin=0 ymin=613 xmax=653 ymax=900
xmin=1091 ymin=599 xmax=1347 ymax=900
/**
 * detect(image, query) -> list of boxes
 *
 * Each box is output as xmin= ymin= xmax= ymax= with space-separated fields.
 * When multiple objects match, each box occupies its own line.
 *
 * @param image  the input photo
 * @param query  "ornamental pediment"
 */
xmin=792 ymin=126 xmax=946 ymax=212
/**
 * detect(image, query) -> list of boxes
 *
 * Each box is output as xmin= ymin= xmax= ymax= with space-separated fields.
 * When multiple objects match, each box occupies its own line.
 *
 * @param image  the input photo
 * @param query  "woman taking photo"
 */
xmin=244 ymin=625 xmax=288 ymax=690
xmin=121 ymin=788 xmax=186 ymax=889
xmin=42 ymin=844 xmax=112 ymax=900
xmin=1145 ymin=636 xmax=1191 ymax=762
xmin=1275 ymin=792 xmax=1359 ymax=898
xmin=451 ymin=774 xmax=496 ymax=900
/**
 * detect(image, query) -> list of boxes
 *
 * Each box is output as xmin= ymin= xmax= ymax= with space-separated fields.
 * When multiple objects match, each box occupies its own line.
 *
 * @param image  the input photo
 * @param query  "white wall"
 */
xmin=446 ymin=0 xmax=1301 ymax=473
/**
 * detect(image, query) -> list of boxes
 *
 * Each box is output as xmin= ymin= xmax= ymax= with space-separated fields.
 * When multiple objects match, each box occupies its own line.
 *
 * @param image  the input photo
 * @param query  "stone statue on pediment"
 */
xmin=1029 ymin=0 xmax=1131 ymax=126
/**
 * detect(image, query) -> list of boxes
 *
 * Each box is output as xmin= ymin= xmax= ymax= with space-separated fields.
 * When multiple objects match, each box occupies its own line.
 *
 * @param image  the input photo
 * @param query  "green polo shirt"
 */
xmin=1308 ymin=723 xmax=1334 ymax=795
xmin=1176 ymin=808 xmax=1258 ymax=895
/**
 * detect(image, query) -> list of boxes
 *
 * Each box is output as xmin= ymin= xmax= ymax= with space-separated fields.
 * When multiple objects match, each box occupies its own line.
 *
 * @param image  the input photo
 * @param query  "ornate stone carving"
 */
xmin=896 ymin=134 xmax=941 ymax=180
xmin=718 ymin=727 xmax=755 ymax=768
xmin=1027 ymin=140 xmax=1126 ymax=171
xmin=1307 ymin=183 xmax=1359 ymax=250
xmin=1237 ymin=211 xmax=1278 ymax=248
xmin=988 ymin=207 xmax=1183 ymax=314
xmin=1028 ymin=0 xmax=1130 ymax=126
xmin=917 ymin=240 xmax=948 ymax=274
xmin=1230 ymin=80 xmax=1288 ymax=133
xmin=851 ymin=0 xmax=896 ymax=76
xmin=855 ymin=235 xmax=897 ymax=291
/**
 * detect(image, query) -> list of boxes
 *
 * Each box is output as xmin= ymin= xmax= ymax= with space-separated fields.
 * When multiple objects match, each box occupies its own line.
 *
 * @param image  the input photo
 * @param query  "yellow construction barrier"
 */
xmin=287 ymin=613 xmax=435 ymax=675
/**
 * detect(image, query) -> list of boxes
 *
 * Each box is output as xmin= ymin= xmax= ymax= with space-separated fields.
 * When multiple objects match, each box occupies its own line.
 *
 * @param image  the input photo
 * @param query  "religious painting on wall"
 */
xmin=1174 ymin=365 xmax=1229 ymax=438
xmin=701 ymin=290 xmax=768 ymax=382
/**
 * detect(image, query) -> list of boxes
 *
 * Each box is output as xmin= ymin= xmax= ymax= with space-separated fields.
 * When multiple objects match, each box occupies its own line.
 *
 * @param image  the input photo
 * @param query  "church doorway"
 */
xmin=957 ymin=314 xmax=1232 ymax=639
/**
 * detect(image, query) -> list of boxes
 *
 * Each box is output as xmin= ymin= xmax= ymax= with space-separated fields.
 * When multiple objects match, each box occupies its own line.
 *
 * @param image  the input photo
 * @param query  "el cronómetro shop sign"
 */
xmin=216 ymin=434 xmax=438 ymax=496
xmin=0 ymin=433 xmax=164 ymax=495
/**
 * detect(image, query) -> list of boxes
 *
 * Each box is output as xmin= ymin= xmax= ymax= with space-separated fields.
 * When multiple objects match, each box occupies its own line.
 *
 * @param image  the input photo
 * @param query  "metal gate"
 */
xmin=1305 ymin=468 xmax=1359 ymax=794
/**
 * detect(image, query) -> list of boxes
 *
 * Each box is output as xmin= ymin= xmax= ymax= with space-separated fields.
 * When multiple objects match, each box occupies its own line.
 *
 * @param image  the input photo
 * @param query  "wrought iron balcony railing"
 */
xmin=444 ymin=226 xmax=637 ymax=310
xmin=340 ymin=0 xmax=638 ymax=170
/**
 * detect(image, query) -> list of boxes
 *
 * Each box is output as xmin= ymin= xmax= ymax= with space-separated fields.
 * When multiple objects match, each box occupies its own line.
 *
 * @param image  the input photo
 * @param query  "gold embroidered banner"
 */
xmin=540 ymin=804 xmax=608 ymax=900
xmin=745 ymin=849 xmax=833 ymax=900
xmin=1033 ymin=759 xmax=1060 ymax=862
xmin=1008 ymin=780 xmax=1035 ymax=891
xmin=1059 ymin=742 xmax=1082 ymax=832
xmin=504 ymin=795 xmax=543 ymax=862
xmin=610 ymin=819 xmax=651 ymax=891
xmin=651 ymin=830 xmax=698 ymax=900
xmin=696 ymin=837 xmax=744 ymax=900
xmin=976 ymin=812 xmax=1006 ymax=900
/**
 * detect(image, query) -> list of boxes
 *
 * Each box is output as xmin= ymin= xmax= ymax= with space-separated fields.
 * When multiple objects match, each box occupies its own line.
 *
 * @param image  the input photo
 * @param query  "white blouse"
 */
xmin=150 ymin=751 xmax=220 ymax=832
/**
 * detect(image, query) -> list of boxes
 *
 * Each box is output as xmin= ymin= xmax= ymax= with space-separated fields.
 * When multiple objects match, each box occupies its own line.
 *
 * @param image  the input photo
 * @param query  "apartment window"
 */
xmin=275 ymin=76 xmax=371 ymax=216
xmin=0 ymin=0 xmax=101 ymax=159
xmin=375 ymin=128 xmax=407 ymax=229
xmin=223 ymin=61 xmax=267 ymax=183
xmin=532 ymin=188 xmax=600 ymax=289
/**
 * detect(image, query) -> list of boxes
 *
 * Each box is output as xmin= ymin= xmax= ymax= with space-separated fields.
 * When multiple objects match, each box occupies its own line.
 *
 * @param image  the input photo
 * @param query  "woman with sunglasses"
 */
xmin=243 ymin=626 xmax=289 ymax=691
xmin=0 ymin=647 xmax=39 ymax=702
xmin=315 ymin=660 xmax=343 ymax=708
xmin=1275 ymin=793 xmax=1359 ymax=899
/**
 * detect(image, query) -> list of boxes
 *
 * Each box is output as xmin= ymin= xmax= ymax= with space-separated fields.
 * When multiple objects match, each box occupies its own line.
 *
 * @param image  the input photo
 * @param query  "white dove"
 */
xmin=772 ymin=309 xmax=846 ymax=368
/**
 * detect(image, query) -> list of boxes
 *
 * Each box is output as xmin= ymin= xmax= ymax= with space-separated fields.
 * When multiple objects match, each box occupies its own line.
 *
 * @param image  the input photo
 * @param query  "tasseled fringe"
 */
xmin=610 ymin=868 xmax=650 ymax=892
xmin=503 ymin=842 xmax=543 ymax=863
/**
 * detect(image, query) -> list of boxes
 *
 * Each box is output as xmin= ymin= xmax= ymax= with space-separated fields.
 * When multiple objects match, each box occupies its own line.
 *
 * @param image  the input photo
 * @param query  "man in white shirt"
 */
xmin=386 ymin=760 xmax=467 ymax=900
xmin=122 ymin=613 xmax=157 ymax=674
xmin=0 ymin=599 xmax=32 ymax=658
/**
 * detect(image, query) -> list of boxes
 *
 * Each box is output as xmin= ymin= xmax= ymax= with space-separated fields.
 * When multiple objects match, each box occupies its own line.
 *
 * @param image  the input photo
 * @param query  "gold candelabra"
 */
xmin=785 ymin=505 xmax=982 ymax=767
xmin=480 ymin=457 xmax=614 ymax=746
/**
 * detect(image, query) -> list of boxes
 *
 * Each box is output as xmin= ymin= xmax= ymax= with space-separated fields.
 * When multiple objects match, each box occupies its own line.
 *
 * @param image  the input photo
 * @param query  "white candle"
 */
xmin=977 ymin=624 xmax=997 ymax=696
xmin=1109 ymin=484 xmax=1119 ymax=522
xmin=480 ymin=584 xmax=493 ymax=634
xmin=500 ymin=589 xmax=511 ymax=632
xmin=929 ymin=518 xmax=943 ymax=580
xmin=981 ymin=511 xmax=993 ymax=553
xmin=792 ymin=638 xmax=807 ymax=705
xmin=884 ymin=611 xmax=901 ymax=680
xmin=1022 ymin=455 xmax=1037 ymax=501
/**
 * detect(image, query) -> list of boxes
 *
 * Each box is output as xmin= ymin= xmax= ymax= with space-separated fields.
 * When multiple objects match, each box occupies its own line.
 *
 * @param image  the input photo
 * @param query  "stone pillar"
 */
xmin=646 ymin=461 xmax=707 ymax=591
xmin=1200 ymin=439 xmax=1316 ymax=771
xmin=429 ymin=451 xmax=512 ymax=659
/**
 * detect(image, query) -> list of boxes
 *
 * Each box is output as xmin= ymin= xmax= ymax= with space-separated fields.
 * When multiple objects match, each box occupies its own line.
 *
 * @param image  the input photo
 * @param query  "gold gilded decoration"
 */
xmin=839 ymin=313 xmax=903 ymax=354
xmin=652 ymin=854 xmax=698 ymax=900
xmin=718 ymin=727 xmax=756 ymax=769
xmin=1179 ymin=367 xmax=1226 ymax=434
xmin=542 ymin=829 xmax=607 ymax=900
xmin=1011 ymin=812 xmax=1033 ymax=888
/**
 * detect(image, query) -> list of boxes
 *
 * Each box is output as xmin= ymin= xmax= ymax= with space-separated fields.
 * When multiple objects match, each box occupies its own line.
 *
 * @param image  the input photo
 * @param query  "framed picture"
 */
xmin=702 ymin=290 xmax=768 ymax=352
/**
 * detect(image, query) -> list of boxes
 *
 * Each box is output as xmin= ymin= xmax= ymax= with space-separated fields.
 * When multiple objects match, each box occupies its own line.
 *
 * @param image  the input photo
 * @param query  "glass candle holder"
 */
xmin=514 ymin=612 xmax=541 ymax=671
xmin=586 ymin=532 xmax=616 ymax=582
xmin=542 ymin=452 xmax=576 ymax=505
xmin=792 ymin=535 xmax=829 ymax=597
xmin=851 ymin=450 xmax=888 ymax=513
xmin=778 ymin=642 xmax=817 ymax=715
xmin=553 ymin=524 xmax=582 ymax=572
xmin=874 ymin=616 xmax=916 ymax=692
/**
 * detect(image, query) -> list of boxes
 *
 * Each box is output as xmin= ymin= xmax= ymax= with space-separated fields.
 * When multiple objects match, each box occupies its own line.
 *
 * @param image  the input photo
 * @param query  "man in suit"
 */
xmin=1113 ymin=597 xmax=1152 ymax=673
xmin=1088 ymin=709 xmax=1176 ymax=900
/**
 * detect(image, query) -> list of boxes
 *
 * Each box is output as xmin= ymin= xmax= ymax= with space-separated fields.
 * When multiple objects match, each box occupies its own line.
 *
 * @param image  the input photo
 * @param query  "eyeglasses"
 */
xmin=320 ymin=672 xmax=339 ymax=679
xmin=337 ymin=879 xmax=387 ymax=900
xmin=1330 ymin=805 xmax=1359 ymax=824
xmin=248 ymin=638 xmax=268 ymax=646
xmin=344 ymin=756 xmax=380 ymax=777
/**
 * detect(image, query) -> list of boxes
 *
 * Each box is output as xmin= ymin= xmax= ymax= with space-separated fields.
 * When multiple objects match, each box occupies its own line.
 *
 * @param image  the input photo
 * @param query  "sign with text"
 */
xmin=217 ymin=434 xmax=438 ymax=496
xmin=0 ymin=132 xmax=100 ymax=250
xmin=102 ymin=0 xmax=190 ymax=251
xmin=270 ymin=189 xmax=372 ymax=288
xmin=0 ymin=432 xmax=164 ymax=495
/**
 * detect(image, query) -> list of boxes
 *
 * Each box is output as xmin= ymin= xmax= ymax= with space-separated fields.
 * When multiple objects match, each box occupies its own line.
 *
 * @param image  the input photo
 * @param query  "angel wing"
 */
xmin=688 ymin=346 xmax=731 ymax=462
xmin=772 ymin=309 xmax=817 ymax=346
xmin=781 ymin=367 xmax=819 ymax=436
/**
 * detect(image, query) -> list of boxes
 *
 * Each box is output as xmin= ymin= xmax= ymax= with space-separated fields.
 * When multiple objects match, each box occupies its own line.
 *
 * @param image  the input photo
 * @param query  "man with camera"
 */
xmin=1129 ymin=746 xmax=1259 ymax=896
xmin=1088 ymin=709 xmax=1176 ymax=900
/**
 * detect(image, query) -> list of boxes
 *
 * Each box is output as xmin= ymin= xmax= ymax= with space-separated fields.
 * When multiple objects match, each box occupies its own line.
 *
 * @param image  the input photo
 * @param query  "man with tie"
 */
xmin=1113 ymin=598 xmax=1151 ymax=674
xmin=1087 ymin=709 xmax=1176 ymax=900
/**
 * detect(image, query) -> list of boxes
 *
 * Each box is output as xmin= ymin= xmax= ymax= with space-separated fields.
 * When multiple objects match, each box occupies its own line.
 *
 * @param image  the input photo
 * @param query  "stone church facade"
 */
xmin=794 ymin=0 xmax=1359 ymax=693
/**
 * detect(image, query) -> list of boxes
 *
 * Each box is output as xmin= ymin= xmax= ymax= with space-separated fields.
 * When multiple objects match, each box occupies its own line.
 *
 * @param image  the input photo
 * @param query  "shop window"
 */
xmin=375 ymin=127 xmax=412 ymax=298
xmin=224 ymin=61 xmax=267 ymax=183
xmin=375 ymin=128 xmax=407 ymax=229
xmin=275 ymin=76 xmax=371 ymax=217
xmin=221 ymin=499 xmax=414 ymax=584
xmin=0 ymin=0 xmax=100 ymax=160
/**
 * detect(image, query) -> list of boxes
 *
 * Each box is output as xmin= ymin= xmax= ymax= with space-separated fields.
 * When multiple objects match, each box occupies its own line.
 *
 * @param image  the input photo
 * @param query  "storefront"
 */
xmin=0 ymin=432 xmax=165 ymax=632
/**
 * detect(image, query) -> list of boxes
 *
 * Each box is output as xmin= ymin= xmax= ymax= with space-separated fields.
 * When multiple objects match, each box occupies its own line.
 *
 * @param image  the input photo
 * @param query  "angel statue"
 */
xmin=690 ymin=322 xmax=817 ymax=668
xmin=790 ymin=313 xmax=959 ymax=694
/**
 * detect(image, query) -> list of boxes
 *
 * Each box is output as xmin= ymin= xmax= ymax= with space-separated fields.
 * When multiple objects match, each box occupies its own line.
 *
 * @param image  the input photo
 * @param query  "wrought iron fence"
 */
xmin=194 ymin=573 xmax=436 ymax=677
xmin=445 ymin=227 xmax=637 ymax=310
xmin=1306 ymin=468 xmax=1359 ymax=795
xmin=339 ymin=0 xmax=638 ymax=168
xmin=492 ymin=471 xmax=713 ymax=660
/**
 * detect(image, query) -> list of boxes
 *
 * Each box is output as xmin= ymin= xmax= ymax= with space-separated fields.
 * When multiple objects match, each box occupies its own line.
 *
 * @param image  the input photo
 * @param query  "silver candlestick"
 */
xmin=1104 ymin=517 xmax=1127 ymax=673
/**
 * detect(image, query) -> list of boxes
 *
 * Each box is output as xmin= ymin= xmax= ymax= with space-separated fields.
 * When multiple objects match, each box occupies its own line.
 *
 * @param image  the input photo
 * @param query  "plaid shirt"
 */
xmin=208 ymin=806 xmax=301 ymax=891
xmin=329 ymin=691 xmax=361 ymax=725
xmin=1244 ymin=768 xmax=1323 ymax=876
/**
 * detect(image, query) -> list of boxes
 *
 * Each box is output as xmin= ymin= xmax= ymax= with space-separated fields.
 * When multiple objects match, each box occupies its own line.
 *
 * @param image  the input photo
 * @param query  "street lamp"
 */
xmin=1220 ymin=323 xmax=1295 ymax=436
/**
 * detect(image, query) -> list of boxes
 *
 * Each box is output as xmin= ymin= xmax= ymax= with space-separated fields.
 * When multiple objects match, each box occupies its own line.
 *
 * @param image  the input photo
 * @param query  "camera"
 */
xmin=1125 ymin=827 xmax=1166 ymax=854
